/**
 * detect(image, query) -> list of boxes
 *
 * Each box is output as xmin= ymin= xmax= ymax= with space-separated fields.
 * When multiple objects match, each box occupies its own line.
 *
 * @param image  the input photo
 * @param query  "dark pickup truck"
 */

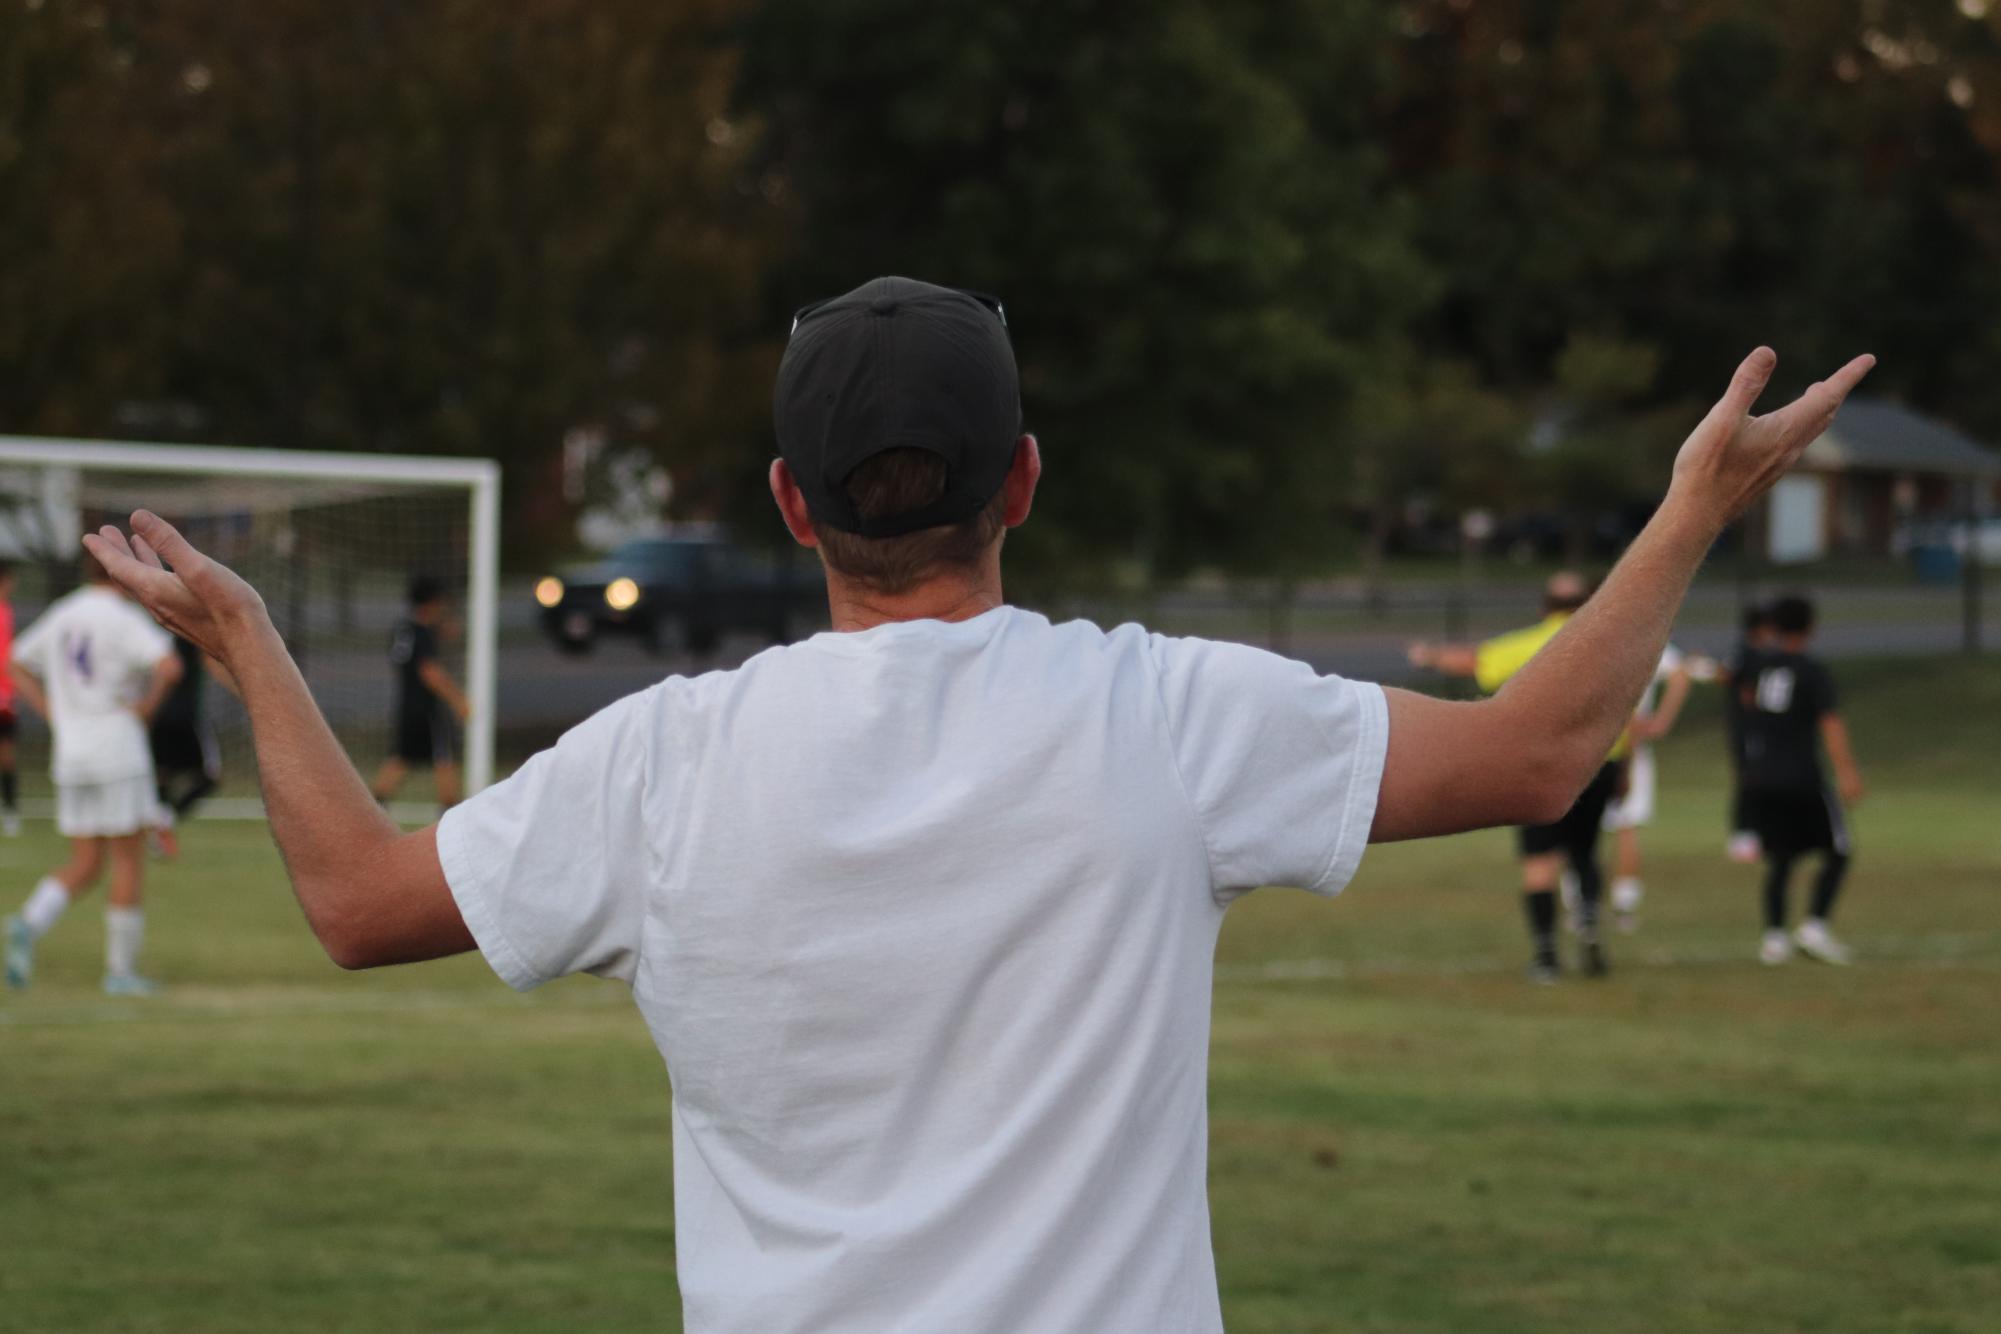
xmin=533 ymin=534 xmax=821 ymax=655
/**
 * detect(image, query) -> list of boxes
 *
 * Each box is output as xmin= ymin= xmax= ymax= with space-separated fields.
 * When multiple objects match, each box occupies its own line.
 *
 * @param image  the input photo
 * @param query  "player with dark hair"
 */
xmin=369 ymin=574 xmax=470 ymax=811
xmin=148 ymin=634 xmax=223 ymax=858
xmin=1738 ymin=595 xmax=1865 ymax=965
xmin=1408 ymin=571 xmax=1626 ymax=981
xmin=1722 ymin=601 xmax=1777 ymax=863
xmin=0 ymin=560 xmax=19 ymax=837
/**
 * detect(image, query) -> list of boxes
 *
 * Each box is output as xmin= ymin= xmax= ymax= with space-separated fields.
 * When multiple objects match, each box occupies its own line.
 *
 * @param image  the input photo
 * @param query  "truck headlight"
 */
xmin=605 ymin=577 xmax=640 ymax=611
xmin=534 ymin=576 xmax=564 ymax=608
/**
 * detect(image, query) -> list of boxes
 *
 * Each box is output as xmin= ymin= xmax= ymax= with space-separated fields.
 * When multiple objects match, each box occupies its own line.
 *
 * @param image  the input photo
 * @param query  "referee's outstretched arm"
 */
xmin=1369 ymin=347 xmax=1874 ymax=844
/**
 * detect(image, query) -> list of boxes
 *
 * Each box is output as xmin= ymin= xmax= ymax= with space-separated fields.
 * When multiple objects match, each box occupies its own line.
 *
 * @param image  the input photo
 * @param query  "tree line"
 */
xmin=6 ymin=0 xmax=2000 ymax=580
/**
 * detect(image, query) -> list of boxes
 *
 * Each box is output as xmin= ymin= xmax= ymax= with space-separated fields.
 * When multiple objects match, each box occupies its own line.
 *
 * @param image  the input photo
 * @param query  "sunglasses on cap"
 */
xmin=789 ymin=288 xmax=1008 ymax=337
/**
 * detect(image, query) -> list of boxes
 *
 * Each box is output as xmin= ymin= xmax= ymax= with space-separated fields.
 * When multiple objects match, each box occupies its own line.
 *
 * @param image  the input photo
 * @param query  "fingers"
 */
xmin=80 ymin=531 xmax=182 ymax=605
xmin=1817 ymin=353 xmax=1876 ymax=407
xmin=130 ymin=533 xmax=167 ymax=571
xmin=129 ymin=510 xmax=207 ymax=575
xmin=1710 ymin=346 xmax=1779 ymax=424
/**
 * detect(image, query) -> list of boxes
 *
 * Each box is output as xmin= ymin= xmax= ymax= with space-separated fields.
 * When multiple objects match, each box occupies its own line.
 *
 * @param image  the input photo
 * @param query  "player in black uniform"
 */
xmin=1721 ymin=602 xmax=1776 ymax=864
xmin=369 ymin=575 xmax=470 ymax=812
xmin=148 ymin=634 xmax=222 ymax=858
xmin=1736 ymin=595 xmax=1865 ymax=965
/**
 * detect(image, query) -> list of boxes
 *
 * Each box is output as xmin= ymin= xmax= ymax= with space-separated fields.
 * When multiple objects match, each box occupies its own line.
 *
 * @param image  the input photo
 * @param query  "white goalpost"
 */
xmin=0 ymin=437 xmax=500 ymax=810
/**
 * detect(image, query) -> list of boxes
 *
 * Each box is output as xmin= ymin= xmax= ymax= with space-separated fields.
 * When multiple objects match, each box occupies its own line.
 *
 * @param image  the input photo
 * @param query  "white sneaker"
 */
xmin=102 ymin=972 xmax=160 ymax=997
xmin=1760 ymin=931 xmax=1793 ymax=966
xmin=1727 ymin=832 xmax=1762 ymax=865
xmin=1794 ymin=920 xmax=1852 ymax=966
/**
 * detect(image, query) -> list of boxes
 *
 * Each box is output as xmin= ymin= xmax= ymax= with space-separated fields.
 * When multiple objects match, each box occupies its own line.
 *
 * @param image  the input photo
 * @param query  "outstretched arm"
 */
xmin=1633 ymin=663 xmax=1693 ymax=743
xmin=1405 ymin=642 xmax=1480 ymax=678
xmin=81 ymin=516 xmax=472 ymax=969
xmin=1371 ymin=348 xmax=1874 ymax=842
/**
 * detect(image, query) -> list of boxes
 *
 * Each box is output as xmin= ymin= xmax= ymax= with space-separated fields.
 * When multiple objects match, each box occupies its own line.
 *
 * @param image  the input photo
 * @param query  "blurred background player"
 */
xmin=369 ymin=574 xmax=470 ymax=812
xmin=1738 ymin=595 xmax=1865 ymax=966
xmin=1562 ymin=644 xmax=1695 ymax=935
xmin=5 ymin=552 xmax=181 ymax=994
xmin=1723 ymin=603 xmax=1778 ymax=864
xmin=0 ymin=561 xmax=18 ymax=837
xmin=149 ymin=634 xmax=224 ymax=859
xmin=1408 ymin=571 xmax=1624 ymax=982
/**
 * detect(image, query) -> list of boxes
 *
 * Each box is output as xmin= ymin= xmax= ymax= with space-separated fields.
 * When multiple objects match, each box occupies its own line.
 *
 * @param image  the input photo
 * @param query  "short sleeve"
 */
xmin=1149 ymin=636 xmax=1389 ymax=901
xmin=435 ymin=687 xmax=659 ymax=990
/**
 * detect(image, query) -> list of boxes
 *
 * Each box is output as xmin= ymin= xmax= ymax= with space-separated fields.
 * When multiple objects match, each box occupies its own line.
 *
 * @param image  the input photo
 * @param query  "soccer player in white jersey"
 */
xmin=6 ymin=552 xmax=181 ymax=994
xmin=82 ymin=280 xmax=1872 ymax=1332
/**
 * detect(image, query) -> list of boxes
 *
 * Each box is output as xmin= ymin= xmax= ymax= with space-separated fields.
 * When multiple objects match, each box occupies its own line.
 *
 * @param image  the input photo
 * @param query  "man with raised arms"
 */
xmin=82 ymin=277 xmax=1870 ymax=1333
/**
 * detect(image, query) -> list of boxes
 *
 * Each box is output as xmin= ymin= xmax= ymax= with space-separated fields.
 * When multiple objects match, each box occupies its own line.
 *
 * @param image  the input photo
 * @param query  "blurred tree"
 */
xmin=736 ymin=0 xmax=1428 ymax=585
xmin=1 ymin=0 xmax=781 ymax=551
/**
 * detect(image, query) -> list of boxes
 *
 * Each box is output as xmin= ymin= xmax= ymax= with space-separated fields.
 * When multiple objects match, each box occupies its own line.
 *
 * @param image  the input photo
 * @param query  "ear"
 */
xmin=769 ymin=459 xmax=820 ymax=549
xmin=1001 ymin=434 xmax=1041 ymax=529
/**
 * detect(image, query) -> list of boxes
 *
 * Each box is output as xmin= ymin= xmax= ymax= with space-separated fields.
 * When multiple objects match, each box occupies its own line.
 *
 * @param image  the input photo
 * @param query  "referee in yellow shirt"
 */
xmin=1407 ymin=571 xmax=1627 ymax=982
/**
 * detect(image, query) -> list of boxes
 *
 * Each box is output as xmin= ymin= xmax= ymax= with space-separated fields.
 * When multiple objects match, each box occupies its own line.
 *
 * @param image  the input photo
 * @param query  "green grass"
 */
xmin=1 ymin=657 xmax=1996 ymax=1332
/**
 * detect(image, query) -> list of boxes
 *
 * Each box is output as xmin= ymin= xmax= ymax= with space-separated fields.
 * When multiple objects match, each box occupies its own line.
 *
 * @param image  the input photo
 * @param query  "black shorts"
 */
xmin=1518 ymin=762 xmax=1622 ymax=858
xmin=0 ymin=706 xmax=14 ymax=740
xmin=1741 ymin=786 xmax=1849 ymax=858
xmin=394 ymin=703 xmax=458 ymax=768
xmin=151 ymin=718 xmax=219 ymax=778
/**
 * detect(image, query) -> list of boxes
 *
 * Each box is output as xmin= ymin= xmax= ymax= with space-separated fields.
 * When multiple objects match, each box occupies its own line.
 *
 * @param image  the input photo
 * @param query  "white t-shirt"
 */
xmin=11 ymin=585 xmax=174 ymax=785
xmin=439 ymin=607 xmax=1388 ymax=1334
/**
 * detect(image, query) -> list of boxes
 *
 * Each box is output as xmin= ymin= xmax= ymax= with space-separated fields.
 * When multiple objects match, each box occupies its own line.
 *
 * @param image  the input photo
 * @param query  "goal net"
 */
xmin=0 ymin=438 xmax=499 ymax=820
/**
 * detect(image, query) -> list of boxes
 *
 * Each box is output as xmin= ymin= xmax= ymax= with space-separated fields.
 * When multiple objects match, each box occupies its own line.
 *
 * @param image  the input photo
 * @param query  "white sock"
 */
xmin=20 ymin=876 xmax=70 ymax=938
xmin=105 ymin=906 xmax=144 ymax=978
xmin=1611 ymin=876 xmax=1643 ymax=913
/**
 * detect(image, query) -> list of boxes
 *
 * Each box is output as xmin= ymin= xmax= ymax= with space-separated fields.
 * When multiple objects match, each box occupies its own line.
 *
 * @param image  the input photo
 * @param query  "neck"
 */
xmin=822 ymin=562 xmax=1006 ymax=633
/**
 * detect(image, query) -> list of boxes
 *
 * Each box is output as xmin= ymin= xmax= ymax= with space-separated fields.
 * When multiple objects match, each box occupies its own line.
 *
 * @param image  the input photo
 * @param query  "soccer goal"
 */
xmin=0 ymin=438 xmax=500 ymax=813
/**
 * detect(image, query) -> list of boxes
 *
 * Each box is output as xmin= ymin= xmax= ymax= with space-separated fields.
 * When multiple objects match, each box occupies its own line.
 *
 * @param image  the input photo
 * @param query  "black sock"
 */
xmin=1808 ymin=851 xmax=1850 ymax=922
xmin=1762 ymin=856 xmax=1795 ymax=932
xmin=1571 ymin=854 xmax=1603 ymax=936
xmin=0 ymin=769 xmax=14 ymax=809
xmin=1524 ymin=890 xmax=1558 ymax=963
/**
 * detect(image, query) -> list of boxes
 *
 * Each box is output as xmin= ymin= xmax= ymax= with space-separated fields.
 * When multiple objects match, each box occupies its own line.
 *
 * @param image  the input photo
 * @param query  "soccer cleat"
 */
xmin=101 ymin=972 xmax=160 ymax=997
xmin=5 ymin=915 xmax=33 ymax=988
xmin=1759 ymin=930 xmax=1793 ymax=966
xmin=1793 ymin=920 xmax=1852 ymax=967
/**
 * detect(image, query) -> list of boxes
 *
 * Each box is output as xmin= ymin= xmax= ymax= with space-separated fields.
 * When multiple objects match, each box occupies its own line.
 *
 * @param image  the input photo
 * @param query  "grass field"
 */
xmin=1 ymin=656 xmax=1995 ymax=1332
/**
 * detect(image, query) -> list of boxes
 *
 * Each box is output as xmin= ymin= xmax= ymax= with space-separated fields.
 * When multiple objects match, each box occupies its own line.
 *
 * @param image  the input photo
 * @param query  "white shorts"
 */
xmin=1602 ymin=746 xmax=1656 ymax=831
xmin=56 ymin=775 xmax=160 ymax=839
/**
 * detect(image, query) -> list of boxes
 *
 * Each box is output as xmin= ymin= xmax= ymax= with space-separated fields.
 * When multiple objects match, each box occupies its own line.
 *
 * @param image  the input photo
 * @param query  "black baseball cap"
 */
xmin=774 ymin=276 xmax=1021 ymax=538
